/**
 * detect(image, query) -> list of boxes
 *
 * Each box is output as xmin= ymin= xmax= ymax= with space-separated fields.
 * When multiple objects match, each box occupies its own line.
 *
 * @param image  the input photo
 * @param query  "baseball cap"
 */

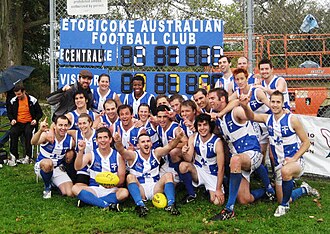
xmin=79 ymin=70 xmax=93 ymax=79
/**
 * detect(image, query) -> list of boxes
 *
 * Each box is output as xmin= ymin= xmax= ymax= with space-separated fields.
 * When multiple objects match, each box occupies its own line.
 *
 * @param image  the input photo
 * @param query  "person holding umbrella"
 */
xmin=7 ymin=84 xmax=43 ymax=166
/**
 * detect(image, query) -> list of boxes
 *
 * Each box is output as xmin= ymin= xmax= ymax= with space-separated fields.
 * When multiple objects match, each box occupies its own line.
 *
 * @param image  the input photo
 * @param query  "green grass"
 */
xmin=0 ymin=164 xmax=329 ymax=233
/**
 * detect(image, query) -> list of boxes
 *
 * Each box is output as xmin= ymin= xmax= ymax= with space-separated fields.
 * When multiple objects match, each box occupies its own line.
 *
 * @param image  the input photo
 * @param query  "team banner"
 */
xmin=297 ymin=115 xmax=330 ymax=177
xmin=59 ymin=19 xmax=223 ymax=66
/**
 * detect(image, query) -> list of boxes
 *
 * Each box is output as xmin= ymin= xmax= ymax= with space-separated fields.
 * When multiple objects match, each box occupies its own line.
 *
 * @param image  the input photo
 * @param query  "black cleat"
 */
xmin=210 ymin=208 xmax=235 ymax=221
xmin=181 ymin=194 xmax=197 ymax=204
xmin=135 ymin=205 xmax=148 ymax=217
xmin=164 ymin=204 xmax=181 ymax=215
xmin=108 ymin=203 xmax=121 ymax=212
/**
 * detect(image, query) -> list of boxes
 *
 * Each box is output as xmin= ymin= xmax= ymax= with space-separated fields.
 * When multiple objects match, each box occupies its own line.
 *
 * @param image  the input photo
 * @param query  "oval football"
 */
xmin=95 ymin=171 xmax=119 ymax=186
xmin=152 ymin=193 xmax=167 ymax=208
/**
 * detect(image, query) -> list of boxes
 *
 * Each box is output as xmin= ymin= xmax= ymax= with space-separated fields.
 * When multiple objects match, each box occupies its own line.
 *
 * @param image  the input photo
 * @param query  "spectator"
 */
xmin=47 ymin=70 xmax=93 ymax=121
xmin=7 ymin=84 xmax=43 ymax=166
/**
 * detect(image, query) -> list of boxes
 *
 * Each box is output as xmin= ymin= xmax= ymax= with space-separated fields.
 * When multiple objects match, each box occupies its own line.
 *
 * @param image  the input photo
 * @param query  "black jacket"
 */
xmin=46 ymin=82 xmax=92 ymax=121
xmin=7 ymin=94 xmax=43 ymax=123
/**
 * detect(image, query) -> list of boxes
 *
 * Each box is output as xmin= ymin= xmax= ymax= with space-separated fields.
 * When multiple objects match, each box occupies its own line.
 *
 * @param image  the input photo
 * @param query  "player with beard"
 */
xmin=114 ymin=128 xmax=185 ymax=217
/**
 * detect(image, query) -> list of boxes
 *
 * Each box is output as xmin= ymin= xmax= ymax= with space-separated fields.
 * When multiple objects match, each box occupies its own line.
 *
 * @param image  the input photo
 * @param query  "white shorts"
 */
xmin=34 ymin=162 xmax=72 ymax=187
xmin=89 ymin=186 xmax=118 ymax=198
xmin=159 ymin=161 xmax=180 ymax=183
xmin=232 ymin=150 xmax=263 ymax=183
xmin=275 ymin=158 xmax=305 ymax=185
xmin=141 ymin=182 xmax=156 ymax=200
xmin=192 ymin=165 xmax=224 ymax=193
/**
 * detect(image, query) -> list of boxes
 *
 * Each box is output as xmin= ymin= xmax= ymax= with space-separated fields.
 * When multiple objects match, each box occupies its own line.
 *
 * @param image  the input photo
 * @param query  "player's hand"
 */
xmin=134 ymin=119 xmax=144 ymax=128
xmin=176 ymin=127 xmax=185 ymax=140
xmin=215 ymin=190 xmax=225 ymax=205
xmin=239 ymin=93 xmax=251 ymax=107
xmin=166 ymin=109 xmax=176 ymax=119
xmin=149 ymin=115 xmax=158 ymax=126
xmin=62 ymin=85 xmax=71 ymax=91
xmin=113 ymin=126 xmax=121 ymax=143
xmin=31 ymin=119 xmax=37 ymax=126
xmin=182 ymin=144 xmax=189 ymax=155
xmin=253 ymin=74 xmax=262 ymax=85
xmin=183 ymin=119 xmax=195 ymax=132
xmin=39 ymin=117 xmax=49 ymax=132
xmin=10 ymin=119 xmax=17 ymax=125
xmin=283 ymin=157 xmax=296 ymax=166
xmin=77 ymin=139 xmax=86 ymax=152
xmin=207 ymin=112 xmax=218 ymax=121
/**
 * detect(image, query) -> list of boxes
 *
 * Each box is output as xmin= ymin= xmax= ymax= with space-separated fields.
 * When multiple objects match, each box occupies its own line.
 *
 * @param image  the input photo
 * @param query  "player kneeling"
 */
xmin=114 ymin=127 xmax=185 ymax=217
xmin=72 ymin=127 xmax=129 ymax=211
xmin=179 ymin=113 xmax=225 ymax=206
xmin=31 ymin=116 xmax=74 ymax=199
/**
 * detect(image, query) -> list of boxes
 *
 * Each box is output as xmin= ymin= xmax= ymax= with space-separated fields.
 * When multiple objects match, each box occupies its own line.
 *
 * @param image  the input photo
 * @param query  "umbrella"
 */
xmin=0 ymin=66 xmax=35 ymax=93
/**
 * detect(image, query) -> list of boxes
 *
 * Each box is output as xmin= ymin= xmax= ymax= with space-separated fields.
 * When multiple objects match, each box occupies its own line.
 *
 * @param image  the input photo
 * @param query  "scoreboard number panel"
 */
xmin=58 ymin=68 xmax=224 ymax=97
xmin=59 ymin=19 xmax=224 ymax=67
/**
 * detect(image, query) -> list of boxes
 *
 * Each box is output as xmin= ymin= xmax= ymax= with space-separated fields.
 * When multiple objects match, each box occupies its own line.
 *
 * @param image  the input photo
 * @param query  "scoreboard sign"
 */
xmin=59 ymin=19 xmax=224 ymax=67
xmin=58 ymin=68 xmax=223 ymax=97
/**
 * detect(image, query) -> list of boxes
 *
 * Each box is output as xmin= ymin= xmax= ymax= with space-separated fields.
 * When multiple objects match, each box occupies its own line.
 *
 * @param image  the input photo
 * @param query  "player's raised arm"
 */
xmin=155 ymin=127 xmax=185 ymax=157
xmin=113 ymin=126 xmax=135 ymax=163
xmin=31 ymin=117 xmax=49 ymax=145
xmin=239 ymin=94 xmax=267 ymax=123
xmin=74 ymin=139 xmax=92 ymax=170
xmin=181 ymin=134 xmax=196 ymax=162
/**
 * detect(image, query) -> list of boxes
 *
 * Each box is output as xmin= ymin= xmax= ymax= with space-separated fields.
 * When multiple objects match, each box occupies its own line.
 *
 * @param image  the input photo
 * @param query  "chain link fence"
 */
xmin=52 ymin=0 xmax=330 ymax=117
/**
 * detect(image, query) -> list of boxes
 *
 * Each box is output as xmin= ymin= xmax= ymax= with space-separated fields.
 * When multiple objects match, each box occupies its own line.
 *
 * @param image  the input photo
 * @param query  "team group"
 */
xmin=7 ymin=56 xmax=320 ymax=220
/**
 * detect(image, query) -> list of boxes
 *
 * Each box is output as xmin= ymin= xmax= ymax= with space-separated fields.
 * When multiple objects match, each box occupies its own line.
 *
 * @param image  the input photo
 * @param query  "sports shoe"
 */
xmin=107 ymin=203 xmax=121 ymax=212
xmin=17 ymin=156 xmax=31 ymax=164
xmin=210 ymin=208 xmax=235 ymax=221
xmin=164 ymin=204 xmax=180 ymax=215
xmin=135 ymin=205 xmax=148 ymax=217
xmin=181 ymin=194 xmax=197 ymax=204
xmin=43 ymin=190 xmax=52 ymax=199
xmin=0 ymin=164 xmax=3 ymax=169
xmin=274 ymin=205 xmax=289 ymax=217
xmin=265 ymin=191 xmax=276 ymax=202
xmin=7 ymin=154 xmax=17 ymax=167
xmin=301 ymin=182 xmax=320 ymax=198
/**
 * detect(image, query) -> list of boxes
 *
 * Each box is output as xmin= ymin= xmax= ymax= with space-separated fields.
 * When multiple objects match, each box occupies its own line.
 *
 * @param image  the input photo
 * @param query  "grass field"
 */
xmin=0 ymin=163 xmax=329 ymax=234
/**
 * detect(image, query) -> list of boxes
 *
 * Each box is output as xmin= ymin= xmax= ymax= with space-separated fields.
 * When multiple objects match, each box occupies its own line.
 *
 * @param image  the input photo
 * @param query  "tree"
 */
xmin=0 ymin=0 xmax=49 ymax=70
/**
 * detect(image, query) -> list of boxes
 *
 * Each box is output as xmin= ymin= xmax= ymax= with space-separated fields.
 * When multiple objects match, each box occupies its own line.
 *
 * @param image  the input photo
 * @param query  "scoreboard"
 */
xmin=59 ymin=19 xmax=224 ymax=96
xmin=59 ymin=19 xmax=223 ymax=67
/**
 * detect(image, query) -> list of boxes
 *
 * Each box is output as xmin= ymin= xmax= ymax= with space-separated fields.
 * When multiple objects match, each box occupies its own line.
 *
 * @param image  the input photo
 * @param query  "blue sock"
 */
xmin=281 ymin=180 xmax=294 ymax=206
xmin=181 ymin=172 xmax=196 ymax=196
xmin=101 ymin=193 xmax=119 ymax=204
xmin=251 ymin=188 xmax=266 ymax=201
xmin=291 ymin=188 xmax=305 ymax=202
xmin=171 ymin=161 xmax=181 ymax=173
xmin=78 ymin=190 xmax=109 ymax=208
xmin=40 ymin=170 xmax=53 ymax=191
xmin=255 ymin=165 xmax=274 ymax=194
xmin=164 ymin=182 xmax=175 ymax=206
xmin=128 ymin=183 xmax=145 ymax=206
xmin=225 ymin=173 xmax=242 ymax=211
